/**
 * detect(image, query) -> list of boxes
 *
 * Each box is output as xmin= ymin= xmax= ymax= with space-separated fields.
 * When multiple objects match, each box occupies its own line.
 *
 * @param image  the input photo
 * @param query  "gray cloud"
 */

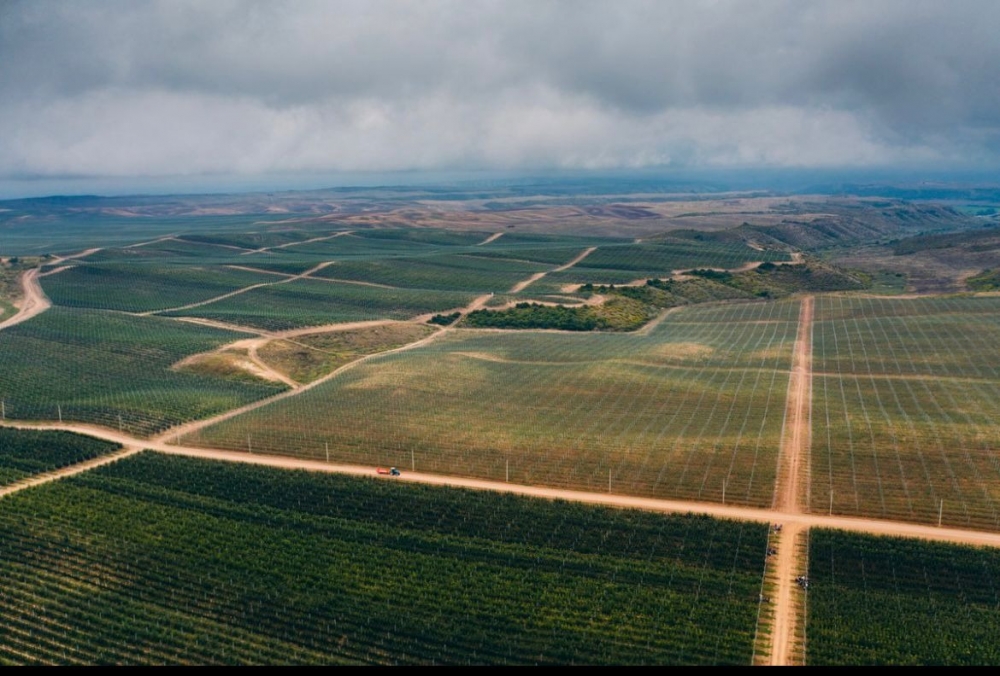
xmin=1 ymin=0 xmax=998 ymax=186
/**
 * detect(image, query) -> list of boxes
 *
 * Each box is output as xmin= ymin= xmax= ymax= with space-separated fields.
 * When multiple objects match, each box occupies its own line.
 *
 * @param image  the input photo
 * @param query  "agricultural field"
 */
xmin=0 ymin=308 xmax=284 ymax=436
xmin=186 ymin=300 xmax=800 ymax=506
xmin=312 ymin=254 xmax=551 ymax=293
xmin=160 ymin=278 xmax=477 ymax=331
xmin=41 ymin=263 xmax=277 ymax=313
xmin=0 ymin=453 xmax=770 ymax=665
xmin=811 ymin=295 xmax=1000 ymax=531
xmin=256 ymin=322 xmax=435 ymax=384
xmin=806 ymin=529 xmax=1000 ymax=665
xmin=0 ymin=428 xmax=120 ymax=486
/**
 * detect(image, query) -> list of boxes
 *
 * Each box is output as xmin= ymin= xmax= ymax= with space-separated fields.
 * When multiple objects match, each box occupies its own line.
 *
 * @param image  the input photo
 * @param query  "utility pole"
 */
xmin=609 ymin=468 xmax=612 ymax=493
xmin=506 ymin=458 xmax=509 ymax=483
xmin=938 ymin=499 xmax=944 ymax=527
xmin=57 ymin=404 xmax=62 ymax=423
xmin=722 ymin=480 xmax=726 ymax=505
xmin=411 ymin=448 xmax=415 ymax=472
xmin=325 ymin=442 xmax=330 ymax=463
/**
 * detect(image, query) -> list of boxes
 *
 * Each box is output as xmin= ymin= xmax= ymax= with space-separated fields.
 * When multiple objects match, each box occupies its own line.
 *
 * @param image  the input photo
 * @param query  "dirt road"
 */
xmin=0 ymin=268 xmax=50 ymax=331
xmin=507 ymin=246 xmax=597 ymax=294
xmin=775 ymin=295 xmax=813 ymax=513
xmin=5 ymin=420 xmax=1000 ymax=552
xmin=767 ymin=295 xmax=814 ymax=666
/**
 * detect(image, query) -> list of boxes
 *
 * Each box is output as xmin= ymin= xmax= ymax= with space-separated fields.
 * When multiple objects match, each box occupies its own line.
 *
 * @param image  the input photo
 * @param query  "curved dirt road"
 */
xmin=0 ymin=268 xmax=51 ymax=331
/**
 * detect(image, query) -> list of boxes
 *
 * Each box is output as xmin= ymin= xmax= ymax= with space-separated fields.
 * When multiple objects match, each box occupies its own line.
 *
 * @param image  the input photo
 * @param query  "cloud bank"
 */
xmin=1 ymin=0 xmax=998 ymax=187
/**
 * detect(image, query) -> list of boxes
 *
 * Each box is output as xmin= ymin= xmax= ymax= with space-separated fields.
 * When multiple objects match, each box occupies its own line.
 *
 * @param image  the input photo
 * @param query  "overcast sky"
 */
xmin=1 ymin=0 xmax=998 ymax=196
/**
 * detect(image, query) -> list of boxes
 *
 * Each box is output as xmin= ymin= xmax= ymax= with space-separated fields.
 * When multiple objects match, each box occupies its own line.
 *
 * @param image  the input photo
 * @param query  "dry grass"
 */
xmin=257 ymin=322 xmax=434 ymax=383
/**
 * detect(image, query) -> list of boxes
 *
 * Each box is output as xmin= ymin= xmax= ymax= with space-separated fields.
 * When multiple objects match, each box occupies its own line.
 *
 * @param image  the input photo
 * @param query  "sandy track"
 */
xmin=477 ymin=232 xmax=504 ymax=245
xmin=0 ymin=444 xmax=144 ymax=500
xmin=6 ymin=421 xmax=1000 ymax=551
xmin=767 ymin=295 xmax=813 ymax=666
xmin=144 ymin=261 xmax=334 ymax=316
xmin=239 ymin=230 xmax=352 ymax=255
xmin=0 ymin=268 xmax=50 ymax=331
xmin=506 ymin=246 xmax=598 ymax=294
xmin=775 ymin=295 xmax=813 ymax=513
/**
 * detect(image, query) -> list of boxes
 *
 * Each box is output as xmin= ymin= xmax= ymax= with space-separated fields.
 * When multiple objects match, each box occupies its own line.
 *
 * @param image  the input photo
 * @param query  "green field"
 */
xmin=806 ymin=529 xmax=1000 ymax=665
xmin=0 ymin=308 xmax=284 ymax=435
xmin=0 ymin=428 xmax=121 ymax=486
xmin=161 ymin=278 xmax=476 ymax=331
xmin=187 ymin=300 xmax=798 ymax=506
xmin=811 ymin=295 xmax=1000 ymax=531
xmin=313 ymin=254 xmax=550 ymax=292
xmin=0 ymin=453 xmax=770 ymax=665
xmin=41 ymin=263 xmax=276 ymax=313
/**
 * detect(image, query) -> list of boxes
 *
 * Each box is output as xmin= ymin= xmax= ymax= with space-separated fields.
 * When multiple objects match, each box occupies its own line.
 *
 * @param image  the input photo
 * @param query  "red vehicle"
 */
xmin=376 ymin=467 xmax=401 ymax=476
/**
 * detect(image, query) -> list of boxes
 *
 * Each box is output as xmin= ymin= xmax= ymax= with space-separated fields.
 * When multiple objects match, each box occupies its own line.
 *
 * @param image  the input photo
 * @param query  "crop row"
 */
xmin=0 ymin=428 xmax=121 ymax=487
xmin=0 ymin=452 xmax=770 ymax=665
xmin=0 ymin=308 xmax=283 ymax=436
xmin=806 ymin=529 xmax=1000 ymax=665
xmin=811 ymin=295 xmax=1000 ymax=530
xmin=187 ymin=300 xmax=799 ymax=505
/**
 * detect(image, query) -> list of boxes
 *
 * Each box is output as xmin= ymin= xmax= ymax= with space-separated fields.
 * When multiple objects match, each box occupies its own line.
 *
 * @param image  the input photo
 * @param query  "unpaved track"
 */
xmin=0 ymin=445 xmax=143 ymax=499
xmin=775 ymin=295 xmax=813 ymax=513
xmin=477 ymin=232 xmax=504 ymax=245
xmin=7 ymin=420 xmax=1000 ymax=551
xmin=144 ymin=261 xmax=334 ymax=316
xmin=0 ymin=268 xmax=50 ymax=331
xmin=240 ymin=230 xmax=352 ymax=255
xmin=507 ymin=246 xmax=597 ymax=294
xmin=768 ymin=295 xmax=813 ymax=666
xmin=768 ymin=522 xmax=806 ymax=666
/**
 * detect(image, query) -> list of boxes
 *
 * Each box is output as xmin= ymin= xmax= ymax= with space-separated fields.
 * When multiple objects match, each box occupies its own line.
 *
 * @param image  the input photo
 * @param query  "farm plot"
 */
xmin=0 ymin=428 xmax=120 ymax=487
xmin=187 ymin=300 xmax=799 ymax=506
xmin=0 ymin=308 xmax=284 ymax=436
xmin=0 ymin=452 xmax=770 ymax=665
xmin=313 ymin=254 xmax=550 ymax=292
xmin=256 ymin=322 xmax=434 ymax=384
xmin=574 ymin=241 xmax=790 ymax=274
xmin=281 ymin=233 xmax=459 ymax=258
xmin=40 ymin=263 xmax=276 ymax=313
xmin=811 ymin=296 xmax=1000 ymax=530
xmin=806 ymin=529 xmax=1000 ymax=665
xmin=161 ymin=278 xmax=476 ymax=331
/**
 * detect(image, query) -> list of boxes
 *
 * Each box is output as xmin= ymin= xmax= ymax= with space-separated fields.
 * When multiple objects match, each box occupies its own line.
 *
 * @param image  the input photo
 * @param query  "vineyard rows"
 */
xmin=187 ymin=300 xmax=799 ymax=506
xmin=0 ymin=428 xmax=120 ymax=486
xmin=811 ymin=296 xmax=1000 ymax=530
xmin=807 ymin=529 xmax=1000 ymax=665
xmin=0 ymin=308 xmax=283 ymax=436
xmin=0 ymin=453 xmax=770 ymax=665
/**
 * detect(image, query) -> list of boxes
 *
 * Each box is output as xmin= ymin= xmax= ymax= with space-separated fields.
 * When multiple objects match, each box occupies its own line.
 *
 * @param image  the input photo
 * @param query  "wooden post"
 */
xmin=57 ymin=404 xmax=62 ymax=423
xmin=325 ymin=442 xmax=330 ymax=463
xmin=411 ymin=448 xmax=415 ymax=472
xmin=938 ymin=499 xmax=944 ymax=527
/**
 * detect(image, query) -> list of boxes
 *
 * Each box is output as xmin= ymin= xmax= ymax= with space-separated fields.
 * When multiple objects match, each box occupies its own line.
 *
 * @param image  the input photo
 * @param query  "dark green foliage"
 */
xmin=807 ymin=529 xmax=1000 ymax=665
xmin=966 ymin=268 xmax=1000 ymax=291
xmin=0 ymin=308 xmax=284 ymax=435
xmin=0 ymin=428 xmax=120 ymax=486
xmin=465 ymin=303 xmax=600 ymax=331
xmin=162 ymin=279 xmax=475 ymax=331
xmin=428 ymin=312 xmax=460 ymax=326
xmin=41 ymin=263 xmax=275 ymax=312
xmin=0 ymin=452 xmax=770 ymax=665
